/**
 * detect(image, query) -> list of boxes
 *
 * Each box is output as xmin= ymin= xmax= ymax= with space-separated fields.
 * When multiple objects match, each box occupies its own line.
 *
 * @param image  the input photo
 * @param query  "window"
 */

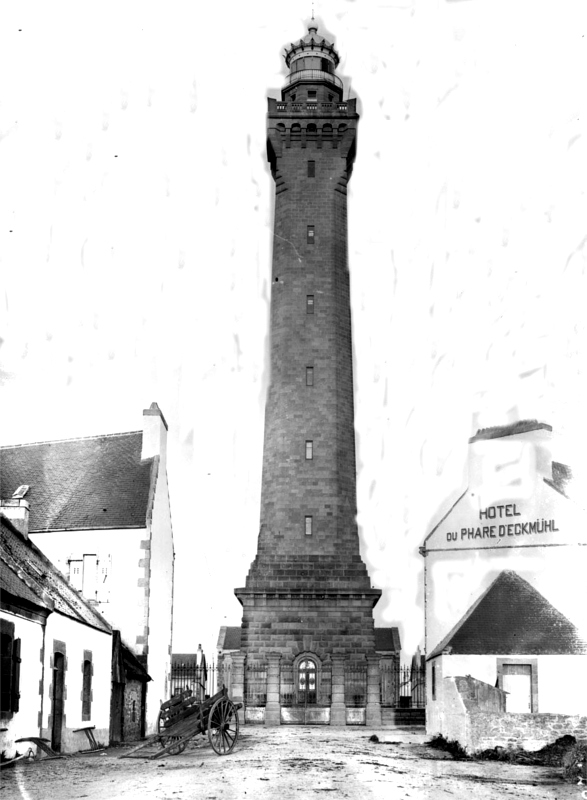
xmin=69 ymin=559 xmax=83 ymax=591
xmin=306 ymin=367 xmax=314 ymax=386
xmin=321 ymin=58 xmax=331 ymax=73
xmin=291 ymin=123 xmax=301 ymax=141
xmin=307 ymin=125 xmax=317 ymax=142
xmin=82 ymin=653 xmax=93 ymax=721
xmin=305 ymin=441 xmax=313 ymax=460
xmin=308 ymin=160 xmax=315 ymax=178
xmin=305 ymin=516 xmax=313 ymax=536
xmin=298 ymin=659 xmax=317 ymax=704
xmin=307 ymin=226 xmax=315 ymax=244
xmin=307 ymin=90 xmax=317 ymax=103
xmin=0 ymin=620 xmax=21 ymax=717
xmin=322 ymin=124 xmax=333 ymax=140
xmin=431 ymin=664 xmax=436 ymax=700
xmin=306 ymin=295 xmax=314 ymax=314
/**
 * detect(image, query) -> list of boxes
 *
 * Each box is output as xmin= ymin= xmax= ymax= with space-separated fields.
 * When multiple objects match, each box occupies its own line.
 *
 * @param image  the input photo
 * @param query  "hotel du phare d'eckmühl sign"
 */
xmin=423 ymin=429 xmax=586 ymax=554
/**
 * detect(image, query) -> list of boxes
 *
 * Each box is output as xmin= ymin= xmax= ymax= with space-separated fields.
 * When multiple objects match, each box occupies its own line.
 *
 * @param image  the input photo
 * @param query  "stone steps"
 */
xmin=381 ymin=708 xmax=425 ymax=728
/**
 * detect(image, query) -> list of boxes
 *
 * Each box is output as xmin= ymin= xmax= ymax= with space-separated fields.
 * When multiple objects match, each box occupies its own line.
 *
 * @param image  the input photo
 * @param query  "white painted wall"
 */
xmin=30 ymin=528 xmax=149 ymax=654
xmin=423 ymin=428 xmax=587 ymax=656
xmin=0 ymin=610 xmax=45 ymax=759
xmin=144 ymin=463 xmax=174 ymax=734
xmin=41 ymin=612 xmax=112 ymax=753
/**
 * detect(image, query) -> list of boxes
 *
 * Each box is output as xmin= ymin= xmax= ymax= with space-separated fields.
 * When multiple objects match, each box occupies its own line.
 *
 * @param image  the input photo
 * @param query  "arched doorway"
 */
xmin=280 ymin=654 xmax=330 ymax=724
xmin=51 ymin=652 xmax=65 ymax=752
xmin=297 ymin=658 xmax=317 ymax=706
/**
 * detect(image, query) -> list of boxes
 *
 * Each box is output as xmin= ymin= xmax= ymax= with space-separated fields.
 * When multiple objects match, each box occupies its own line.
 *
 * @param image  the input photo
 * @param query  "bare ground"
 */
xmin=1 ymin=727 xmax=580 ymax=800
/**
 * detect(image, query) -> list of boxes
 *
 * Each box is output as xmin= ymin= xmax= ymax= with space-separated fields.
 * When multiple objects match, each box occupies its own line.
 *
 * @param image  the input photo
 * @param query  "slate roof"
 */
xmin=0 ymin=432 xmax=155 ymax=531
xmin=374 ymin=627 xmax=401 ymax=653
xmin=0 ymin=514 xmax=111 ymax=634
xmin=172 ymin=653 xmax=207 ymax=668
xmin=217 ymin=626 xmax=242 ymax=652
xmin=428 ymin=570 xmax=587 ymax=659
xmin=0 ymin=556 xmax=50 ymax=612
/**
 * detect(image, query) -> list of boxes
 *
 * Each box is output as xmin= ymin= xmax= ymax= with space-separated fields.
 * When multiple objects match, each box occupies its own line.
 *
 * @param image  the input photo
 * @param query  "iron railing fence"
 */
xmin=380 ymin=664 xmax=426 ymax=708
xmin=280 ymin=663 xmax=295 ymax=707
xmin=318 ymin=661 xmax=332 ymax=706
xmin=244 ymin=662 xmax=267 ymax=707
xmin=344 ymin=663 xmax=367 ymax=707
xmin=279 ymin=661 xmax=333 ymax=707
xmin=170 ymin=661 xmax=217 ymax=700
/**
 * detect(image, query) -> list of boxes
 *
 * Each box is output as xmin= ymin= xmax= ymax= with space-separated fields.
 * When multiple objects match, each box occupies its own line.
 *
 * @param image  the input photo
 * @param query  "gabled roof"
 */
xmin=428 ymin=570 xmax=587 ymax=659
xmin=1 ymin=432 xmax=155 ymax=531
xmin=374 ymin=627 xmax=401 ymax=653
xmin=0 ymin=514 xmax=111 ymax=634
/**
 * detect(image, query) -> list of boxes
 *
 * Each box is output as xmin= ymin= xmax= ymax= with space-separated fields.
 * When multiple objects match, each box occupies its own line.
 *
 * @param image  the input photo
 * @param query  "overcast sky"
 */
xmin=1 ymin=1 xmax=586 ymax=663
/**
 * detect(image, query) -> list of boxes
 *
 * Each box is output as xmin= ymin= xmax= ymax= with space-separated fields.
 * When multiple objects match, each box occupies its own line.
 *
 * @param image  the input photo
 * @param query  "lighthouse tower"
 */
xmin=235 ymin=21 xmax=381 ymax=724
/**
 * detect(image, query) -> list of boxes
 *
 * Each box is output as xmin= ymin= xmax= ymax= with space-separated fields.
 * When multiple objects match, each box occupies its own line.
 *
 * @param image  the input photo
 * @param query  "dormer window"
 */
xmin=307 ymin=90 xmax=317 ymax=104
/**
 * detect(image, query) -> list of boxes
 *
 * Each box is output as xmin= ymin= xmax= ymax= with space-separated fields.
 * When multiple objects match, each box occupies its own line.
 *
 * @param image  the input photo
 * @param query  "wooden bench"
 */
xmin=15 ymin=737 xmax=65 ymax=760
xmin=73 ymin=725 xmax=104 ymax=752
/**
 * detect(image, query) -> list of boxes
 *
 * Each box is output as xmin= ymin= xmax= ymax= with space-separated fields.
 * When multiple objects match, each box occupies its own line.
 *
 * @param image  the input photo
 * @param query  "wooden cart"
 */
xmin=121 ymin=686 xmax=241 ymax=759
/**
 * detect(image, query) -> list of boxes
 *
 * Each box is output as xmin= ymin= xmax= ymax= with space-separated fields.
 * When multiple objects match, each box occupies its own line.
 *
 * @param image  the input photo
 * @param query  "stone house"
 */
xmin=0 ymin=403 xmax=175 ymax=734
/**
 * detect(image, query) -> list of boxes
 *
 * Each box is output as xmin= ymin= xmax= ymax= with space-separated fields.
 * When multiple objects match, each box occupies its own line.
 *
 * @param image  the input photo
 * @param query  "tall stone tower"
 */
xmin=235 ymin=20 xmax=381 ymax=720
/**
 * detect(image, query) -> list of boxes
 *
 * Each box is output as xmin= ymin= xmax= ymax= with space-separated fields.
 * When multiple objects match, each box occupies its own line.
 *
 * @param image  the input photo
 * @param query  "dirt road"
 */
xmin=2 ymin=727 xmax=579 ymax=800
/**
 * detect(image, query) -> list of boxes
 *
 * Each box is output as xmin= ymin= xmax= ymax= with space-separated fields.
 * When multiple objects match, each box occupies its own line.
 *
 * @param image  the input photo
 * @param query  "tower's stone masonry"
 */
xmin=235 ymin=22 xmax=380 ymax=667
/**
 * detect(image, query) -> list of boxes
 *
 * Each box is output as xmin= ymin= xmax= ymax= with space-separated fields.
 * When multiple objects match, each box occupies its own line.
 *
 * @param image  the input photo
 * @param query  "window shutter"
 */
xmin=12 ymin=639 xmax=21 ymax=713
xmin=1 ymin=632 xmax=13 ymax=715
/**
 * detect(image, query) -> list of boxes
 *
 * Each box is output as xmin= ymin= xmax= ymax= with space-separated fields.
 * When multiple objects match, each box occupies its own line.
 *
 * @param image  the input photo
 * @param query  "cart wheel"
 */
xmin=208 ymin=697 xmax=239 ymax=755
xmin=157 ymin=710 xmax=187 ymax=755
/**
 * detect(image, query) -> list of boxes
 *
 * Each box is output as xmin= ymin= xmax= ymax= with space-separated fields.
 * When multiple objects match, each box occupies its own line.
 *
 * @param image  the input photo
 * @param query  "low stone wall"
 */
xmin=454 ymin=675 xmax=506 ymax=713
xmin=439 ymin=676 xmax=587 ymax=752
xmin=469 ymin=712 xmax=587 ymax=751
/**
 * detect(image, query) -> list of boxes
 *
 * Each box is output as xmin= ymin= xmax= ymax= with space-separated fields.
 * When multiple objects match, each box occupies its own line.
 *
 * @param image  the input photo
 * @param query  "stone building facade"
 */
xmin=233 ymin=21 xmax=388 ymax=726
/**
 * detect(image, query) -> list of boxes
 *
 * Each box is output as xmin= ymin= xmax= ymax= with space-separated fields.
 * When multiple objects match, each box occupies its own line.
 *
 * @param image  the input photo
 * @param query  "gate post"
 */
xmin=231 ymin=653 xmax=245 ymax=707
xmin=366 ymin=654 xmax=382 ymax=727
xmin=265 ymin=652 xmax=281 ymax=726
xmin=330 ymin=655 xmax=347 ymax=726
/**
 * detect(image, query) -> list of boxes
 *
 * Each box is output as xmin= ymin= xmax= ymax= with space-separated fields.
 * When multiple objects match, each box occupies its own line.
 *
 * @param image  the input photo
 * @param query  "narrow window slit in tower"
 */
xmin=305 ymin=441 xmax=313 ymax=460
xmin=307 ymin=225 xmax=315 ymax=244
xmin=305 ymin=516 xmax=313 ymax=536
xmin=306 ymin=367 xmax=314 ymax=386
xmin=308 ymin=160 xmax=315 ymax=178
xmin=306 ymin=295 xmax=314 ymax=314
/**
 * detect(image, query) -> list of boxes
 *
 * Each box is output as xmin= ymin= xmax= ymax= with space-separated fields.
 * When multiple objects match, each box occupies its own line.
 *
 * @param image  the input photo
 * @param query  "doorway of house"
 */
xmin=51 ymin=651 xmax=65 ymax=751
xmin=502 ymin=664 xmax=532 ymax=712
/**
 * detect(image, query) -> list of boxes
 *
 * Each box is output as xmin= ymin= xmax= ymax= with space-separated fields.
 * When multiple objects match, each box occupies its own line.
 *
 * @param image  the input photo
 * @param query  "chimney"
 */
xmin=141 ymin=402 xmax=168 ymax=466
xmin=467 ymin=420 xmax=552 ymax=508
xmin=1 ymin=490 xmax=31 ymax=539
